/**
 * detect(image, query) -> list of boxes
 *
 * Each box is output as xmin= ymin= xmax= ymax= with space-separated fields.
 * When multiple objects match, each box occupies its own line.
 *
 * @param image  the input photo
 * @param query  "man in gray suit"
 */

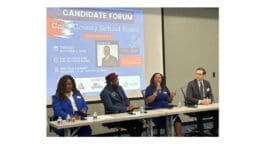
xmin=186 ymin=67 xmax=218 ymax=136
xmin=102 ymin=46 xmax=119 ymax=67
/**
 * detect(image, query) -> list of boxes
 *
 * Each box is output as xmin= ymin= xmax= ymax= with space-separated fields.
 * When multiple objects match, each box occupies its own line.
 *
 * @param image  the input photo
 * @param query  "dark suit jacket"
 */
xmin=100 ymin=85 xmax=130 ymax=114
xmin=102 ymin=55 xmax=119 ymax=67
xmin=186 ymin=79 xmax=214 ymax=105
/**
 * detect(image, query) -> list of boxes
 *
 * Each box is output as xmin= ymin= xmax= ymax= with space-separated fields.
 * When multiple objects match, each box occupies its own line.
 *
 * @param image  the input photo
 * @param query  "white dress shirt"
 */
xmin=66 ymin=91 xmax=78 ymax=112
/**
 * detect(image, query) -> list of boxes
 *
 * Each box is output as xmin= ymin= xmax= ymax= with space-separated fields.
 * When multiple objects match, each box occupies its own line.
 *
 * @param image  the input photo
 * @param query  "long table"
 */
xmin=49 ymin=103 xmax=219 ymax=136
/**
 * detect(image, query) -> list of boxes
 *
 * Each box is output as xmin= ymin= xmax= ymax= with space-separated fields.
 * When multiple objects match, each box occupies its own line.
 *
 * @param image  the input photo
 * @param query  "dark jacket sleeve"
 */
xmin=100 ymin=90 xmax=127 ymax=113
xmin=186 ymin=82 xmax=199 ymax=105
xmin=120 ymin=86 xmax=130 ymax=106
xmin=205 ymin=81 xmax=214 ymax=102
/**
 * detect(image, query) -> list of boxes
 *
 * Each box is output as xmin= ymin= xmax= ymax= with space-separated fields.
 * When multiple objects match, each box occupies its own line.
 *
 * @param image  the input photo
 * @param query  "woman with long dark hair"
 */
xmin=145 ymin=73 xmax=182 ymax=136
xmin=52 ymin=75 xmax=92 ymax=136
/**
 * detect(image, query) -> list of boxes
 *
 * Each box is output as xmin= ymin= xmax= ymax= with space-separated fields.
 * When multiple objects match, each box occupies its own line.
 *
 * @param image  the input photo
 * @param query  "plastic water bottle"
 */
xmin=66 ymin=114 xmax=71 ymax=123
xmin=57 ymin=116 xmax=62 ymax=125
xmin=93 ymin=112 xmax=97 ymax=120
xmin=140 ymin=106 xmax=144 ymax=114
xmin=178 ymin=101 xmax=182 ymax=108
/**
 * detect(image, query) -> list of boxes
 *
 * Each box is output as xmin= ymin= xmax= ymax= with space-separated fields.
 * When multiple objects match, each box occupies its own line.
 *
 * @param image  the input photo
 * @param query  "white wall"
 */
xmin=164 ymin=8 xmax=219 ymax=121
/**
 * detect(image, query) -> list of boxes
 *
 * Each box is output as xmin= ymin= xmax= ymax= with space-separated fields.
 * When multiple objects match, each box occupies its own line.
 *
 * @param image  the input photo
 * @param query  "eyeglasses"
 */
xmin=195 ymin=73 xmax=204 ymax=75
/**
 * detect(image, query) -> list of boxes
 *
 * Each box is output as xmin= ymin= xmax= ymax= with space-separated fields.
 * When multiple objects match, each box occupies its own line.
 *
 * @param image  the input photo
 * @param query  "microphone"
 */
xmin=157 ymin=82 xmax=161 ymax=93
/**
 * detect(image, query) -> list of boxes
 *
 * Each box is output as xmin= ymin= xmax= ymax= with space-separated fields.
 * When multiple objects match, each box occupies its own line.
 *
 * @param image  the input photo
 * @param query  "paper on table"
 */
xmin=85 ymin=115 xmax=113 ymax=121
xmin=96 ymin=115 xmax=113 ymax=120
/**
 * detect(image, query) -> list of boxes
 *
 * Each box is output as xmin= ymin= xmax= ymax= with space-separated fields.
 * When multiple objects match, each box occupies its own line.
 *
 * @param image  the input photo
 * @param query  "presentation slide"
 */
xmin=47 ymin=8 xmax=145 ymax=99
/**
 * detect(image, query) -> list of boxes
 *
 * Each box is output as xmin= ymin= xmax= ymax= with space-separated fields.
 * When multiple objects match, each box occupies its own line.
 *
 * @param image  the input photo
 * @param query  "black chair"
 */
xmin=141 ymin=90 xmax=152 ymax=110
xmin=180 ymin=86 xmax=212 ymax=136
xmin=102 ymin=122 xmax=123 ymax=136
xmin=47 ymin=115 xmax=55 ymax=133
xmin=100 ymin=109 xmax=125 ymax=136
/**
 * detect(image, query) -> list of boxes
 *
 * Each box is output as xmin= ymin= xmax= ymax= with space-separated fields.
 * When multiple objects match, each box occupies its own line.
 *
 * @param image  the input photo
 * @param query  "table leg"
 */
xmin=166 ymin=115 xmax=175 ymax=137
xmin=146 ymin=118 xmax=153 ymax=137
xmin=169 ymin=116 xmax=175 ymax=136
xmin=166 ymin=116 xmax=169 ymax=136
xmin=64 ymin=128 xmax=71 ymax=137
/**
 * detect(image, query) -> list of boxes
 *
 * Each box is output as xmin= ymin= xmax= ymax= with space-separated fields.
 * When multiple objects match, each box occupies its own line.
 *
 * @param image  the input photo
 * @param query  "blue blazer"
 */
xmin=52 ymin=91 xmax=88 ymax=120
xmin=145 ymin=85 xmax=170 ymax=109
xmin=100 ymin=85 xmax=130 ymax=114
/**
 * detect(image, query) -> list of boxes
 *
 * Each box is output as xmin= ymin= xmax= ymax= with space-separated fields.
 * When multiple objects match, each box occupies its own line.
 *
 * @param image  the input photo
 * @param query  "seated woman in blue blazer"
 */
xmin=52 ymin=75 xmax=92 ymax=136
xmin=145 ymin=73 xmax=182 ymax=136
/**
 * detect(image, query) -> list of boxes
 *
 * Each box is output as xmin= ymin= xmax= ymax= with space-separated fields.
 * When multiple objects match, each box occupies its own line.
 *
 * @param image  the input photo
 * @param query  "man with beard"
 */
xmin=100 ymin=72 xmax=143 ymax=136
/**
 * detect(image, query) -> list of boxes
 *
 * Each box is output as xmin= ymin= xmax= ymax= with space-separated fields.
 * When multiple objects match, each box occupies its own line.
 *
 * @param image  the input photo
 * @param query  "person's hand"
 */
xmin=153 ymin=92 xmax=158 ymax=97
xmin=156 ymin=83 xmax=162 ymax=92
xmin=171 ymin=90 xmax=176 ymax=97
xmin=206 ymin=98 xmax=211 ymax=104
xmin=81 ymin=109 xmax=87 ymax=114
xmin=200 ymin=99 xmax=210 ymax=105
xmin=81 ymin=109 xmax=88 ymax=116
xmin=127 ymin=105 xmax=136 ymax=111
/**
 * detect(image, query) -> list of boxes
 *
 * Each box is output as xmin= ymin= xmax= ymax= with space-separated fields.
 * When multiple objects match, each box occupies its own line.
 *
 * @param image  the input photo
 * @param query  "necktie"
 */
xmin=200 ymin=81 xmax=204 ymax=97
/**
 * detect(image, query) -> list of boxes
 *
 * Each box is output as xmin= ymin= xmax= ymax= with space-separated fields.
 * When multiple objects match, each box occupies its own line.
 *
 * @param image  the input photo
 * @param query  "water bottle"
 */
xmin=178 ymin=101 xmax=182 ymax=108
xmin=93 ymin=112 xmax=97 ymax=120
xmin=66 ymin=114 xmax=71 ymax=123
xmin=140 ymin=106 xmax=144 ymax=114
xmin=57 ymin=116 xmax=62 ymax=125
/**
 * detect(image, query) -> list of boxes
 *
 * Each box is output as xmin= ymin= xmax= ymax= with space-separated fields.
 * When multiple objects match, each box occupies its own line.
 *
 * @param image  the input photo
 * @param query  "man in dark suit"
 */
xmin=102 ymin=46 xmax=119 ymax=67
xmin=100 ymin=73 xmax=143 ymax=136
xmin=186 ymin=67 xmax=219 ymax=136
